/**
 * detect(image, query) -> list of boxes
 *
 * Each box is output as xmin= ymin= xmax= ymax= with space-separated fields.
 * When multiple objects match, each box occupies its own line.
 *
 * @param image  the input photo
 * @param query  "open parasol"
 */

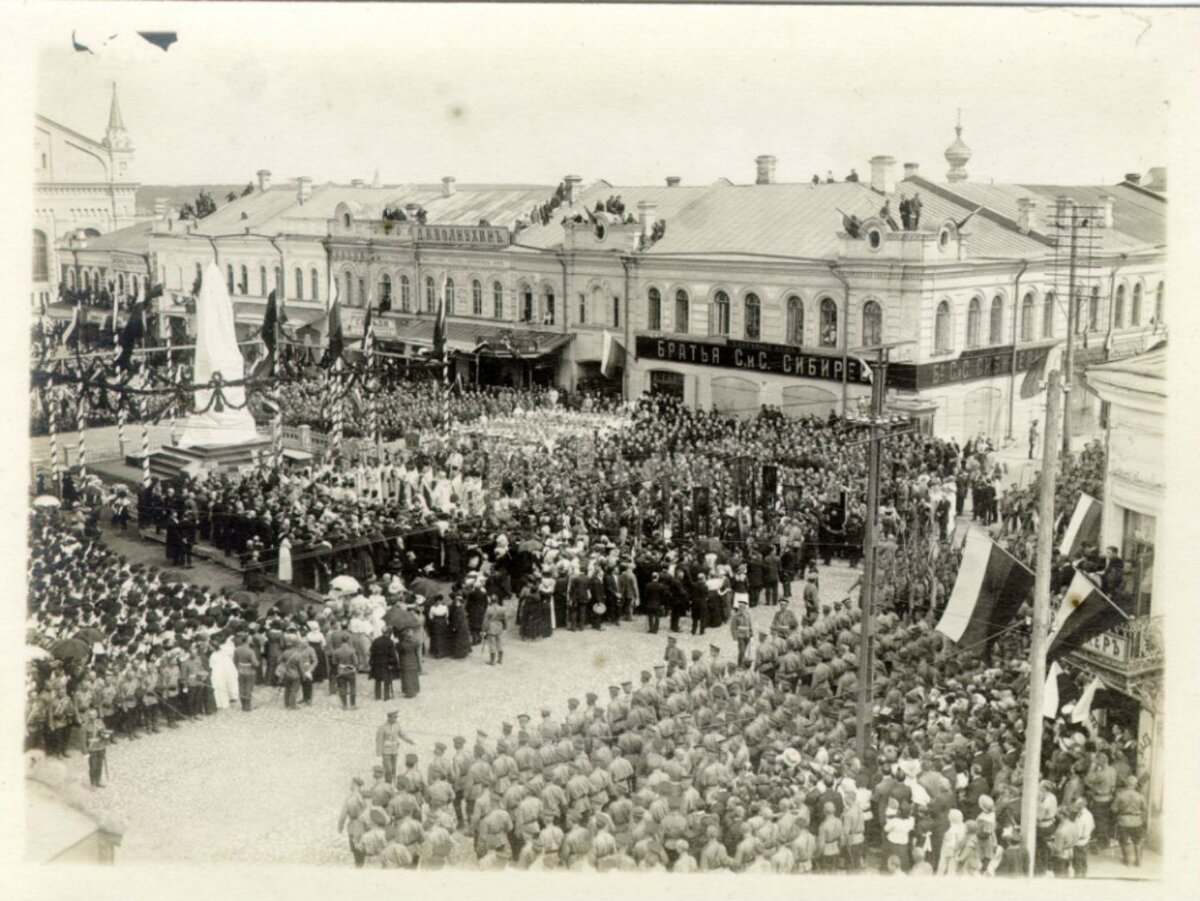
xmin=33 ymin=495 xmax=61 ymax=509
xmin=330 ymin=574 xmax=361 ymax=593
xmin=50 ymin=638 xmax=90 ymax=661
xmin=72 ymin=627 xmax=104 ymax=645
xmin=384 ymin=606 xmax=420 ymax=631
xmin=408 ymin=577 xmax=439 ymax=601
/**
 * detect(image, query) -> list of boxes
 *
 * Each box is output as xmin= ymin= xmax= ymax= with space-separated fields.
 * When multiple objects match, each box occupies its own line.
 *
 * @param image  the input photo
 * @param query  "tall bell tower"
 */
xmin=102 ymin=82 xmax=135 ymax=182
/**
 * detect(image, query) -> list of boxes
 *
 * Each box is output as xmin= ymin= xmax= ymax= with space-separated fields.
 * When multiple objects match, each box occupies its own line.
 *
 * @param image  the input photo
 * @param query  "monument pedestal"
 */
xmin=148 ymin=438 xmax=272 ymax=482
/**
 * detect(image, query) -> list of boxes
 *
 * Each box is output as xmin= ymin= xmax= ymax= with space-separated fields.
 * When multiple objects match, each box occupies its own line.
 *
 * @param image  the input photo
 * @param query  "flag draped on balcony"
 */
xmin=1046 ymin=568 xmax=1133 ymax=664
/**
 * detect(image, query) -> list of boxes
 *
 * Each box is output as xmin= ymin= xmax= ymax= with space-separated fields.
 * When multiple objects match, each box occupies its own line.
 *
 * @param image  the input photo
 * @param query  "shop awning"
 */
xmin=378 ymin=316 xmax=574 ymax=358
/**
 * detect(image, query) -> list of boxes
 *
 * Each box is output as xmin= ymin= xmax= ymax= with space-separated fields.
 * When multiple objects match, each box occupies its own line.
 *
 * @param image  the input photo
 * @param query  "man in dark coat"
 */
xmin=642 ymin=572 xmax=669 ymax=635
xmin=370 ymin=630 xmax=400 ymax=701
xmin=763 ymin=548 xmax=781 ymax=606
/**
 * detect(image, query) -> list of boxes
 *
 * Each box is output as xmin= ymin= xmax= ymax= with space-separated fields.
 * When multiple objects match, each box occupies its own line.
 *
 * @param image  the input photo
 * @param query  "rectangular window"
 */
xmin=1122 ymin=510 xmax=1156 ymax=616
xmin=578 ymin=293 xmax=587 ymax=325
xmin=612 ymin=296 xmax=620 ymax=329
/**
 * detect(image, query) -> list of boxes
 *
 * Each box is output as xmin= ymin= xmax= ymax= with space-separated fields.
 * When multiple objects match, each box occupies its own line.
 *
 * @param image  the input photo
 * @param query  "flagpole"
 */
xmin=1019 ymin=367 xmax=1061 ymax=875
xmin=48 ymin=396 xmax=61 ymax=496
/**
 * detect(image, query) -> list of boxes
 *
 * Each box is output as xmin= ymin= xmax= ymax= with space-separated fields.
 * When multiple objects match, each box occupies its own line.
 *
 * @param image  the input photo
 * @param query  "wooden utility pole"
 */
xmin=853 ymin=341 xmax=908 ymax=762
xmin=1020 ymin=368 xmax=1061 ymax=874
xmin=1060 ymin=198 xmax=1078 ymax=459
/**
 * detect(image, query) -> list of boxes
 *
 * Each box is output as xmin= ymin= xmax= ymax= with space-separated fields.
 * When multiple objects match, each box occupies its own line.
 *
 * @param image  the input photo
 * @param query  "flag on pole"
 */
xmin=63 ymin=300 xmax=81 ymax=349
xmin=1058 ymin=492 xmax=1102 ymax=558
xmin=114 ymin=299 xmax=145 ymax=370
xmin=361 ymin=301 xmax=375 ymax=355
xmin=322 ymin=276 xmax=344 ymax=369
xmin=1071 ymin=677 xmax=1104 ymax=725
xmin=1046 ymin=568 xmax=1132 ymax=664
xmin=1044 ymin=661 xmax=1063 ymax=720
xmin=433 ymin=275 xmax=448 ymax=363
xmin=935 ymin=529 xmax=1035 ymax=650
xmin=600 ymin=329 xmax=626 ymax=380
xmin=1019 ymin=342 xmax=1065 ymax=399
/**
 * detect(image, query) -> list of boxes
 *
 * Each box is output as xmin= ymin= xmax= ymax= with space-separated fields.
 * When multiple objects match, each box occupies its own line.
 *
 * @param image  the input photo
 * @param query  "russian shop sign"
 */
xmin=635 ymin=335 xmax=870 ymax=384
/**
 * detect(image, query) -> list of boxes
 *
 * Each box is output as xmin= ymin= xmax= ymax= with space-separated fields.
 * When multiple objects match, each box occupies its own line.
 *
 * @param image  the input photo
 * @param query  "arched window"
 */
xmin=966 ymin=297 xmax=982 ymax=348
xmin=400 ymin=275 xmax=411 ymax=312
xmin=358 ymin=277 xmax=366 ymax=308
xmin=275 ymin=267 xmax=283 ymax=296
xmin=862 ymin=301 xmax=882 ymax=347
xmin=744 ymin=293 xmax=761 ymax=340
xmin=117 ymin=273 xmax=126 ymax=295
xmin=989 ymin=295 xmax=1003 ymax=344
xmin=1088 ymin=285 xmax=1100 ymax=331
xmin=472 ymin=279 xmax=483 ymax=317
xmin=675 ymin=289 xmax=689 ymax=334
xmin=445 ymin=278 xmax=455 ymax=315
xmin=259 ymin=265 xmax=268 ymax=296
xmin=1155 ymin=281 xmax=1164 ymax=324
xmin=239 ymin=265 xmax=249 ymax=295
xmin=541 ymin=286 xmax=555 ymax=325
xmin=819 ymin=298 xmax=838 ymax=347
xmin=343 ymin=270 xmax=353 ymax=306
xmin=1113 ymin=284 xmax=1125 ymax=328
xmin=711 ymin=291 xmax=730 ymax=336
xmin=1021 ymin=292 xmax=1035 ymax=342
xmin=786 ymin=296 xmax=804 ymax=345
xmin=1131 ymin=283 xmax=1143 ymax=326
xmin=425 ymin=276 xmax=436 ymax=312
xmin=295 ymin=267 xmax=305 ymax=300
xmin=520 ymin=284 xmax=534 ymax=322
xmin=32 ymin=230 xmax=48 ymax=281
xmin=1074 ymin=291 xmax=1088 ymax=335
xmin=226 ymin=264 xmax=235 ymax=294
xmin=311 ymin=268 xmax=320 ymax=303
xmin=935 ymin=300 xmax=952 ymax=352
xmin=66 ymin=269 xmax=75 ymax=290
xmin=82 ymin=271 xmax=90 ymax=291
xmin=1044 ymin=292 xmax=1056 ymax=337
xmin=493 ymin=281 xmax=504 ymax=319
xmin=379 ymin=274 xmax=392 ymax=308
xmin=648 ymin=288 xmax=662 ymax=330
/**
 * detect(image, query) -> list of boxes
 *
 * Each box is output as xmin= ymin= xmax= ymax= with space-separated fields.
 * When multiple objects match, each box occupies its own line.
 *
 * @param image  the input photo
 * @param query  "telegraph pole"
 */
xmin=1060 ymin=198 xmax=1079 ymax=459
xmin=853 ymin=340 xmax=910 ymax=762
xmin=1020 ymin=367 xmax=1061 ymax=874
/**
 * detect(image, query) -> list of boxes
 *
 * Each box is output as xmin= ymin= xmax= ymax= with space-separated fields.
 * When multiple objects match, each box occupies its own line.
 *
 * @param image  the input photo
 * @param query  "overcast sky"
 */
xmin=25 ymin=3 xmax=1197 ymax=188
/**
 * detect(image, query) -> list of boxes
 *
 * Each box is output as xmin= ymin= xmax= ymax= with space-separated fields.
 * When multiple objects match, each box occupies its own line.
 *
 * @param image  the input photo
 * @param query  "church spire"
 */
xmin=108 ymin=82 xmax=126 ymax=133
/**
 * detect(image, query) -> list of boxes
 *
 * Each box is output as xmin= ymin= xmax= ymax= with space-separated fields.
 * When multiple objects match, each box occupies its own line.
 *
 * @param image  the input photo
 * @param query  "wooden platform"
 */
xmin=145 ymin=438 xmax=273 ymax=482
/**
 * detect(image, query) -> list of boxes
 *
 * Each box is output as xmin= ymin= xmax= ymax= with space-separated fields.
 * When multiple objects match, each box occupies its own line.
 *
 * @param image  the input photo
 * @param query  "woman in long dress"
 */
xmin=396 ymin=628 xmax=421 ymax=698
xmin=277 ymin=535 xmax=293 ymax=583
xmin=537 ymin=575 xmax=556 ymax=637
xmin=448 ymin=599 xmax=472 ymax=659
xmin=426 ymin=599 xmax=450 ymax=659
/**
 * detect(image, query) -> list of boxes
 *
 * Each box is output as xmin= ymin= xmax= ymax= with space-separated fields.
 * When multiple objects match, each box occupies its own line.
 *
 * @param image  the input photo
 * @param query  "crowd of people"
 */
xmin=26 ymin=366 xmax=1150 ymax=875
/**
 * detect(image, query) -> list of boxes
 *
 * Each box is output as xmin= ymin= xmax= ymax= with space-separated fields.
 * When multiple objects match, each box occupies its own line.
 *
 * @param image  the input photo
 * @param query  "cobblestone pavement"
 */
xmin=53 ymin=565 xmax=863 ymax=866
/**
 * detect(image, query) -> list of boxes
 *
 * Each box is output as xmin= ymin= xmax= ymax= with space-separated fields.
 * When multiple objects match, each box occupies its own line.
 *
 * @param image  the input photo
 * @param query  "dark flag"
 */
xmin=1046 ymin=568 xmax=1134 ymax=664
xmin=114 ymin=300 xmax=145 ymax=370
xmin=361 ymin=302 xmax=375 ymax=354
xmin=936 ymin=529 xmax=1034 ymax=651
xmin=322 ymin=286 xmax=344 ymax=369
xmin=433 ymin=278 xmax=448 ymax=363
xmin=137 ymin=32 xmax=178 ymax=51
xmin=71 ymin=30 xmax=93 ymax=54
xmin=262 ymin=289 xmax=282 ymax=357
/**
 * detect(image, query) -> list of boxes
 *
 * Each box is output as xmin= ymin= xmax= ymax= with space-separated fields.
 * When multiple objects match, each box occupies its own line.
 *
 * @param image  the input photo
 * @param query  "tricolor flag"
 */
xmin=600 ymin=329 xmax=625 ymax=380
xmin=1071 ymin=677 xmax=1105 ymax=725
xmin=1058 ymin=493 xmax=1101 ymax=558
xmin=935 ymin=529 xmax=1035 ymax=651
xmin=1044 ymin=661 xmax=1064 ymax=720
xmin=1046 ymin=568 xmax=1132 ymax=664
xmin=1020 ymin=342 xmax=1065 ymax=399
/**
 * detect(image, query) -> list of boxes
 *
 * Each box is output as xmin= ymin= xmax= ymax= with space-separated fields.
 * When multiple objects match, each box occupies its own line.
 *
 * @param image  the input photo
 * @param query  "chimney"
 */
xmin=637 ymin=200 xmax=658 ymax=238
xmin=564 ymin=175 xmax=582 ymax=205
xmin=296 ymin=176 xmax=313 ymax=204
xmin=257 ymin=169 xmax=272 ymax=191
xmin=869 ymin=155 xmax=896 ymax=195
xmin=442 ymin=176 xmax=456 ymax=197
xmin=665 ymin=176 xmax=681 ymax=188
xmin=1016 ymin=197 xmax=1039 ymax=234
xmin=903 ymin=162 xmax=920 ymax=180
xmin=1124 ymin=172 xmax=1141 ymax=186
xmin=1098 ymin=194 xmax=1114 ymax=228
xmin=350 ymin=179 xmax=365 ymax=188
xmin=755 ymin=155 xmax=777 ymax=185
xmin=154 ymin=196 xmax=168 ymax=217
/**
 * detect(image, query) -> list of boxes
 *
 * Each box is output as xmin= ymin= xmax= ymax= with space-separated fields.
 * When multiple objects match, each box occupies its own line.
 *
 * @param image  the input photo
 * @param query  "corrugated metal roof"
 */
xmin=73 ymin=219 xmax=153 ymax=253
xmin=920 ymin=181 xmax=1165 ymax=254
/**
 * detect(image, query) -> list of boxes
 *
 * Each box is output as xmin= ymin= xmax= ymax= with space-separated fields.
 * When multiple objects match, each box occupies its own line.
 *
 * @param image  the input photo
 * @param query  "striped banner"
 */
xmin=330 ymin=368 xmax=344 ymax=455
xmin=48 ymin=398 xmax=60 ymax=481
xmin=117 ymin=403 xmax=127 ymax=458
xmin=76 ymin=399 xmax=88 ymax=476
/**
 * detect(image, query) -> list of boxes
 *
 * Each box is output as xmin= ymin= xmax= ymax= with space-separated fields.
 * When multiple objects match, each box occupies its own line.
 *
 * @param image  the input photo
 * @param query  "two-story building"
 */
xmin=1071 ymin=344 xmax=1165 ymax=849
xmin=145 ymin=126 xmax=1166 ymax=444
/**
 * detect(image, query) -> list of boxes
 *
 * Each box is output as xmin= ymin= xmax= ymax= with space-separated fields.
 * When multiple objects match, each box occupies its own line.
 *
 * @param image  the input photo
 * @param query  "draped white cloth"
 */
xmin=179 ymin=262 xmax=259 ymax=447
xmin=209 ymin=640 xmax=241 ymax=709
xmin=277 ymin=537 xmax=293 ymax=582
